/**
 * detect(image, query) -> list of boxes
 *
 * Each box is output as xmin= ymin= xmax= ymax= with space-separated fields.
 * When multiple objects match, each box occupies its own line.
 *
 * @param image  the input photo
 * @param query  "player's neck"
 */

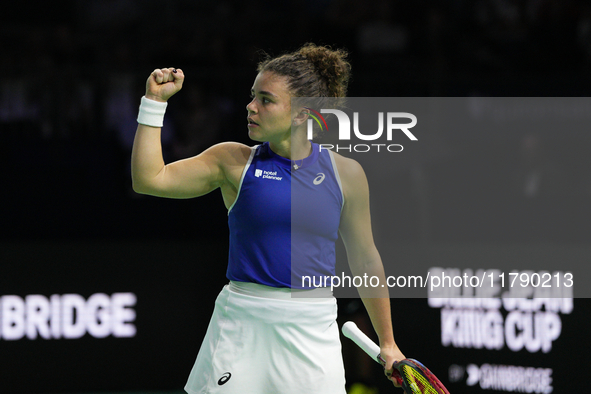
xmin=269 ymin=138 xmax=311 ymax=160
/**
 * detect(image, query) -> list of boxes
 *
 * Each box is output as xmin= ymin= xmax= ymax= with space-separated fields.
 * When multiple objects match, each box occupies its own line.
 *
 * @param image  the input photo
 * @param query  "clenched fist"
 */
xmin=145 ymin=67 xmax=184 ymax=102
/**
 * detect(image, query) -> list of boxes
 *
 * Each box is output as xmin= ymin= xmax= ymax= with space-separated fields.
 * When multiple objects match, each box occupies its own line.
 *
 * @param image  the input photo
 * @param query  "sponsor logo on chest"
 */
xmin=255 ymin=169 xmax=283 ymax=181
xmin=254 ymin=169 xmax=327 ymax=185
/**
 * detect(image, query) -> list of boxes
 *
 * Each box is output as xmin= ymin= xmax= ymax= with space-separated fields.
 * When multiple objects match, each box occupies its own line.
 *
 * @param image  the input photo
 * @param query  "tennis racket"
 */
xmin=342 ymin=321 xmax=450 ymax=394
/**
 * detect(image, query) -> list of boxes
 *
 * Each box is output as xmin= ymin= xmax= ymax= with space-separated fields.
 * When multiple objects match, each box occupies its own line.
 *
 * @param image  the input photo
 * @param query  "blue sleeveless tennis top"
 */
xmin=227 ymin=142 xmax=343 ymax=288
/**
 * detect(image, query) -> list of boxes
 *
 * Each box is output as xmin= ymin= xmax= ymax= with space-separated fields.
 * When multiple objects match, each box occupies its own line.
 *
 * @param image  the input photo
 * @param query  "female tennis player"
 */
xmin=131 ymin=43 xmax=405 ymax=393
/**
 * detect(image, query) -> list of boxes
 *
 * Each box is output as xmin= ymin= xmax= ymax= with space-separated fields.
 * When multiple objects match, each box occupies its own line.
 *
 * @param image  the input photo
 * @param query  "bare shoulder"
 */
xmin=207 ymin=141 xmax=253 ymax=166
xmin=207 ymin=141 xmax=256 ymax=192
xmin=331 ymin=151 xmax=368 ymax=186
xmin=330 ymin=151 xmax=370 ymax=206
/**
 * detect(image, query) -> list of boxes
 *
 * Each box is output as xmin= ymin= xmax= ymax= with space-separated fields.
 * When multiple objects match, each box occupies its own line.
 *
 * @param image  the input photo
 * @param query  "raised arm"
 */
xmin=335 ymin=154 xmax=406 ymax=385
xmin=131 ymin=68 xmax=246 ymax=200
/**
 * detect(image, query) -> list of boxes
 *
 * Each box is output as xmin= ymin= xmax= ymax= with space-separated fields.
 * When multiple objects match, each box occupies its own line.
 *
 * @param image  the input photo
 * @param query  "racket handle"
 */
xmin=342 ymin=321 xmax=380 ymax=363
xmin=342 ymin=321 xmax=404 ymax=386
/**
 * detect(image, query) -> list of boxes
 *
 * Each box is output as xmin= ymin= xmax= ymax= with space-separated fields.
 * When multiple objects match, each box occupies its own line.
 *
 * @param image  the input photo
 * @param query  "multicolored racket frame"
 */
xmin=341 ymin=322 xmax=450 ymax=394
xmin=378 ymin=356 xmax=450 ymax=394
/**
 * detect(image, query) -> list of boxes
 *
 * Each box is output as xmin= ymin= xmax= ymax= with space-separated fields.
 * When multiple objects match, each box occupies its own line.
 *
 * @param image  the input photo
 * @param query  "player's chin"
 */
xmin=247 ymin=128 xmax=265 ymax=142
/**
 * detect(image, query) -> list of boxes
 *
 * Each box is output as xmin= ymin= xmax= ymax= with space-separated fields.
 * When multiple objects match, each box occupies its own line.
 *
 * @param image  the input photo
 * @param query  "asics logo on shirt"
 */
xmin=313 ymin=173 xmax=326 ymax=185
xmin=255 ymin=169 xmax=283 ymax=181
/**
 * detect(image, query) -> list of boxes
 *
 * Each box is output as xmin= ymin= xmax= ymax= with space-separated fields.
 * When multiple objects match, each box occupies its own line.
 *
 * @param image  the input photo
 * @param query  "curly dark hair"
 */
xmin=257 ymin=43 xmax=351 ymax=98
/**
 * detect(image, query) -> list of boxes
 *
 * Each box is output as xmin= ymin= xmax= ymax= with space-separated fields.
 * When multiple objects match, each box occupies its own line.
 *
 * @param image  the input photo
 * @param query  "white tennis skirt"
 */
xmin=184 ymin=281 xmax=346 ymax=394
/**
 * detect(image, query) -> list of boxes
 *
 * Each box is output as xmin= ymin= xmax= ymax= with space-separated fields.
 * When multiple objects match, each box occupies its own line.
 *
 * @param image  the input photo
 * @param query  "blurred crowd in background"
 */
xmin=2 ymin=0 xmax=591 ymax=243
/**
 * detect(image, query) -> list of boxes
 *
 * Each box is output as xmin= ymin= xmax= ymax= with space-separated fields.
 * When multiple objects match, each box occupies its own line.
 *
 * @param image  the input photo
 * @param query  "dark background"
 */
xmin=1 ymin=1 xmax=591 ymax=393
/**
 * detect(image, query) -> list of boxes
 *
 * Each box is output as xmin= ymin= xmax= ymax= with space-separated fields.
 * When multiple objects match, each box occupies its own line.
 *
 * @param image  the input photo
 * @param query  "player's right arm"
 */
xmin=132 ymin=135 xmax=236 ymax=199
xmin=131 ymin=68 xmax=244 ymax=199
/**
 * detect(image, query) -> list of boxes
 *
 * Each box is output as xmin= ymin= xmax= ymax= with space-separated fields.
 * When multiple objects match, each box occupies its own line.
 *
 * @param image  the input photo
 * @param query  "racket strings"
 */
xmin=401 ymin=365 xmax=441 ymax=394
xmin=409 ymin=361 xmax=451 ymax=394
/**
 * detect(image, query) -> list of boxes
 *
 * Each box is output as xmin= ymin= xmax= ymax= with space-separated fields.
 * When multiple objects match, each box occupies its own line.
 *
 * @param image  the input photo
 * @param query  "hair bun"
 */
xmin=298 ymin=43 xmax=351 ymax=97
xmin=257 ymin=43 xmax=351 ymax=98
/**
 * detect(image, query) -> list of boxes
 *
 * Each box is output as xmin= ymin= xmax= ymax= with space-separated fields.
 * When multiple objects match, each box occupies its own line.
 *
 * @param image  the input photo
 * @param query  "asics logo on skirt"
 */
xmin=218 ymin=372 xmax=232 ymax=385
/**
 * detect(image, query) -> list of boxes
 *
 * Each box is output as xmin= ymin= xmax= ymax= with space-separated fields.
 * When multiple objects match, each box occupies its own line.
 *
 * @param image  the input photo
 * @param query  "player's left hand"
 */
xmin=380 ymin=344 xmax=406 ymax=387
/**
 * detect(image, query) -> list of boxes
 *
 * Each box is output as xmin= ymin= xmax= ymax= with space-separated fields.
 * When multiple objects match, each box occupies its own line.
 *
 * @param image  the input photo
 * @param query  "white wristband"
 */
xmin=137 ymin=96 xmax=168 ymax=127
